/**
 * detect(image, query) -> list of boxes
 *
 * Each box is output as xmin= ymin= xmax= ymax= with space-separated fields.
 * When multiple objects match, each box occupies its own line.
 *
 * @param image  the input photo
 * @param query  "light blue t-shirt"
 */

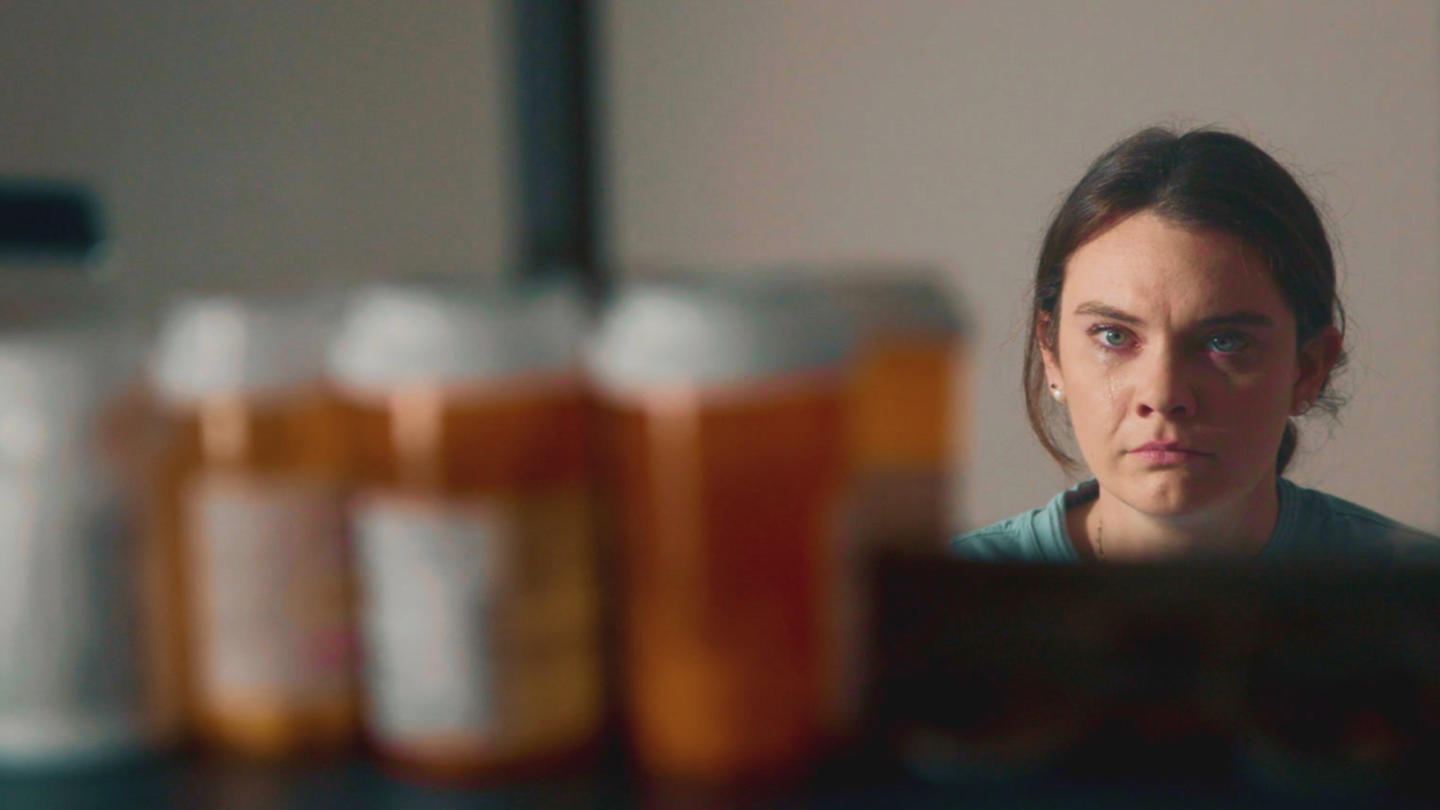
xmin=952 ymin=478 xmax=1440 ymax=562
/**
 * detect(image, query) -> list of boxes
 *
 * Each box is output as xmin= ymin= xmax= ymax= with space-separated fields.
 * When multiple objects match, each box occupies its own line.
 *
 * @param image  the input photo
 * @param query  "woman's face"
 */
xmin=1043 ymin=211 xmax=1338 ymax=519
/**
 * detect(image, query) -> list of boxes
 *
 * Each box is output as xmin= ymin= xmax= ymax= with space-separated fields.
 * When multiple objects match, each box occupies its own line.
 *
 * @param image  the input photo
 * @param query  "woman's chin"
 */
xmin=1110 ymin=471 xmax=1235 ymax=519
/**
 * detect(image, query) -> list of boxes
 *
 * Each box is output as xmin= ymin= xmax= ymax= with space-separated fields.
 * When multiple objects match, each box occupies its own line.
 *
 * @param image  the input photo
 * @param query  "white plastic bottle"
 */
xmin=0 ymin=295 xmax=152 ymax=770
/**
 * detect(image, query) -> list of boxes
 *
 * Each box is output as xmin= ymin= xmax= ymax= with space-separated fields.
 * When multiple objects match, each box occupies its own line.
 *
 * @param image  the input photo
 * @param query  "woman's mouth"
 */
xmin=1129 ymin=441 xmax=1211 ymax=466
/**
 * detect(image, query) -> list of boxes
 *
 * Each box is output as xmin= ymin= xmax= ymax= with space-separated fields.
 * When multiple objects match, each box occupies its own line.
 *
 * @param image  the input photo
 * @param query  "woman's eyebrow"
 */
xmin=1072 ymin=302 xmax=1276 ymax=329
xmin=1072 ymin=301 xmax=1140 ymax=323
xmin=1197 ymin=311 xmax=1275 ymax=328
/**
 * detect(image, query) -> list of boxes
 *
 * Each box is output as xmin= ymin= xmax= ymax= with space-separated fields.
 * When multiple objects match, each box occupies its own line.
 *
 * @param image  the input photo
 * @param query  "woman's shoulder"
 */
xmin=950 ymin=484 xmax=1090 ymax=563
xmin=950 ymin=510 xmax=1049 ymax=561
xmin=1267 ymin=479 xmax=1440 ymax=561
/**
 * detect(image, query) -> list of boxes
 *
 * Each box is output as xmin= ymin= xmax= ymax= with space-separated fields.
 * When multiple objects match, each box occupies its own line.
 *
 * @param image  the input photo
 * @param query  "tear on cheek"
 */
xmin=1103 ymin=377 xmax=1124 ymax=406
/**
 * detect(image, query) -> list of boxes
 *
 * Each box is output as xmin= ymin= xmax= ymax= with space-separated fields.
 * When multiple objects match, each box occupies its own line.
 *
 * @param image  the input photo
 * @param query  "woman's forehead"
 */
xmin=1060 ymin=212 xmax=1286 ymax=320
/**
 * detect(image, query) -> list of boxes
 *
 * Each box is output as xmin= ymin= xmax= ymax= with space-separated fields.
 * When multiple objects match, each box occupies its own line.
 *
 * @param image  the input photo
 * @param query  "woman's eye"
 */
xmin=1098 ymin=328 xmax=1129 ymax=348
xmin=1207 ymin=333 xmax=1249 ymax=354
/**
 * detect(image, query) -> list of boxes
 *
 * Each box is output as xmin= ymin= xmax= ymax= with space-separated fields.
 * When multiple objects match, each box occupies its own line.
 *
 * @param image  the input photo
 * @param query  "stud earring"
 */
xmin=1050 ymin=385 xmax=1065 ymax=404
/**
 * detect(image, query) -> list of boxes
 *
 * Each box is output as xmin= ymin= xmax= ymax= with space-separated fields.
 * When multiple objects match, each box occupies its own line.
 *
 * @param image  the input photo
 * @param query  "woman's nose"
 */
xmin=1134 ymin=347 xmax=1196 ymax=418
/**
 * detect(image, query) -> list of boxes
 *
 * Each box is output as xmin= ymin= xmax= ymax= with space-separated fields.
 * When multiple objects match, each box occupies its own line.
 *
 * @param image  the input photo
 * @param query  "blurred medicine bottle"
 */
xmin=587 ymin=279 xmax=859 ymax=785
xmin=825 ymin=268 xmax=968 ymax=551
xmin=146 ymin=291 xmax=358 ymax=757
xmin=326 ymin=278 xmax=605 ymax=783
xmin=0 ymin=182 xmax=162 ymax=770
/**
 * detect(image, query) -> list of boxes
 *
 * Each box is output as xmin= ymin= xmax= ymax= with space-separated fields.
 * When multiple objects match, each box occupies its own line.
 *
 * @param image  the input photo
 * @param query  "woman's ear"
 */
xmin=1038 ymin=314 xmax=1062 ymax=392
xmin=1292 ymin=326 xmax=1342 ymax=414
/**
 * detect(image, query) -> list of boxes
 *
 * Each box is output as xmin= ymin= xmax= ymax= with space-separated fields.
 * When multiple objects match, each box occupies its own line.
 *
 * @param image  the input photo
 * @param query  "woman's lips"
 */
xmin=1129 ymin=442 xmax=1210 ymax=465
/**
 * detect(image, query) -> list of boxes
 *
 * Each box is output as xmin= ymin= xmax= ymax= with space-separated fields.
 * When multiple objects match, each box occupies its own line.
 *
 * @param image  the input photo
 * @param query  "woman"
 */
xmin=954 ymin=127 xmax=1437 ymax=562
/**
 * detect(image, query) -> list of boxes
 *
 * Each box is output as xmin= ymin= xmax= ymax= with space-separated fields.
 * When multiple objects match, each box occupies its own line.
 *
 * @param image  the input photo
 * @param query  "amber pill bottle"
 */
xmin=148 ymin=294 xmax=357 ymax=757
xmin=326 ymin=280 xmax=604 ymax=783
xmin=588 ymin=281 xmax=859 ymax=785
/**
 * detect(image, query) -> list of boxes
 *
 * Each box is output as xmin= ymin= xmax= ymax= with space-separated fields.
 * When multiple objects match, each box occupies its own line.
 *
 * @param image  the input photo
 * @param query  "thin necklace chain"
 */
xmin=1094 ymin=514 xmax=1105 ymax=561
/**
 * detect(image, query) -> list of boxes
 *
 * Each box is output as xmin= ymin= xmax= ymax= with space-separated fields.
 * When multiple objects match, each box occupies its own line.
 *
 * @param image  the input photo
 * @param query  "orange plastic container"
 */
xmin=829 ymin=272 xmax=968 ymax=550
xmin=327 ymin=281 xmax=604 ymax=782
xmin=589 ymin=282 xmax=858 ymax=784
xmin=628 ymin=265 xmax=969 ymax=551
xmin=148 ymin=294 xmax=357 ymax=757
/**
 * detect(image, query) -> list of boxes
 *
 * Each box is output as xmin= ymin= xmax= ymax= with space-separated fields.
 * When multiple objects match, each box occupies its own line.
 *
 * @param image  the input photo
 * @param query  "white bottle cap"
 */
xmin=586 ymin=280 xmax=853 ymax=394
xmin=630 ymin=263 xmax=964 ymax=337
xmin=326 ymin=278 xmax=586 ymax=395
xmin=0 ymin=329 xmax=128 ymax=468
xmin=149 ymin=294 xmax=330 ymax=405
xmin=821 ymin=272 xmax=965 ymax=337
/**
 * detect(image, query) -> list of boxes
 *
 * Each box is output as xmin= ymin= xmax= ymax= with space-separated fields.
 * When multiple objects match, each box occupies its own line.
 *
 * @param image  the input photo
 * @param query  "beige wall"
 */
xmin=603 ymin=0 xmax=1440 ymax=532
xmin=4 ymin=1 xmax=1435 ymax=530
xmin=0 ymin=1 xmax=513 ymax=296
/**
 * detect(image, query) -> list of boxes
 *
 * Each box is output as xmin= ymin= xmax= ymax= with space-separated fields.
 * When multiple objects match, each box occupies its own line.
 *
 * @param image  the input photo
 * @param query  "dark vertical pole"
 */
xmin=513 ymin=0 xmax=603 ymax=296
xmin=514 ymin=4 xmax=623 ymax=760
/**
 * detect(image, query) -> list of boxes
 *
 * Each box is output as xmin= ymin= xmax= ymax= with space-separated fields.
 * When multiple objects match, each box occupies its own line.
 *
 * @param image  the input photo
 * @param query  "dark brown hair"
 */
xmin=1025 ymin=126 xmax=1346 ymax=474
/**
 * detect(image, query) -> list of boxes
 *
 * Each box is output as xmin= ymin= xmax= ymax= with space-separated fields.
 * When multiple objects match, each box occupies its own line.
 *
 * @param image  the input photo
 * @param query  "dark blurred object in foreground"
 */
xmin=868 ymin=554 xmax=1440 ymax=801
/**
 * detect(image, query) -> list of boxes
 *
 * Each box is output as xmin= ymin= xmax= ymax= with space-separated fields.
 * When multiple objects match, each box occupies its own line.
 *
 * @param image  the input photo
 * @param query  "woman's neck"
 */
xmin=1068 ymin=477 xmax=1280 ymax=560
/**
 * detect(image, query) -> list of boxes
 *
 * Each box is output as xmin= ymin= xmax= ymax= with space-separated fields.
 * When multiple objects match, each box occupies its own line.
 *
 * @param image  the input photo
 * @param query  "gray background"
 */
xmin=4 ymin=0 xmax=1435 ymax=530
